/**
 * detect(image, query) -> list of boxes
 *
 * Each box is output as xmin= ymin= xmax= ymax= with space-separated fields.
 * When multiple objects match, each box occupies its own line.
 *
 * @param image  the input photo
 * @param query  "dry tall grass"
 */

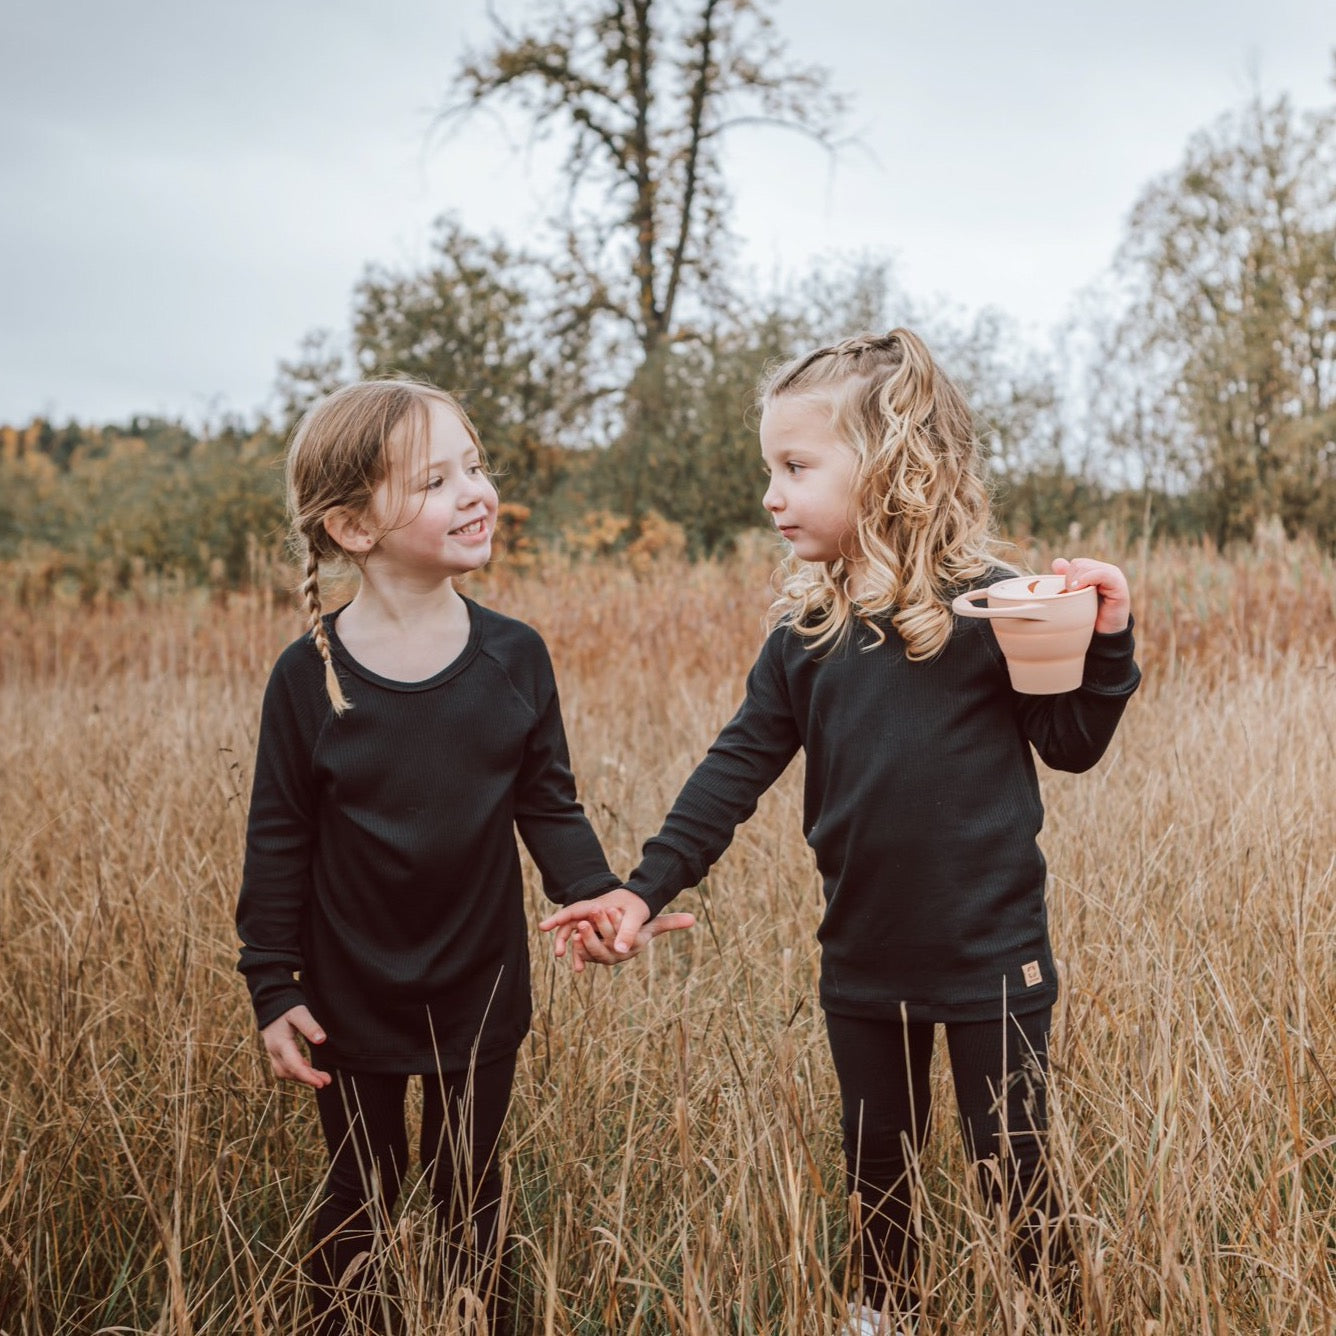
xmin=1 ymin=539 xmax=1333 ymax=1334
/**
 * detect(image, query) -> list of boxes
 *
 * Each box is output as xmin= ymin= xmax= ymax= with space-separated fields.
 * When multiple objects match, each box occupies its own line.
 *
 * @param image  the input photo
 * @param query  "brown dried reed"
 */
xmin=0 ymin=539 xmax=1333 ymax=1333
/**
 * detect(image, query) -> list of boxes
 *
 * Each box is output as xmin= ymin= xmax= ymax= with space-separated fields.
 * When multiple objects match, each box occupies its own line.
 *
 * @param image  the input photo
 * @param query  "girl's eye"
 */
xmin=786 ymin=462 xmax=804 ymax=475
xmin=426 ymin=476 xmax=443 ymax=490
xmin=468 ymin=464 xmax=486 ymax=476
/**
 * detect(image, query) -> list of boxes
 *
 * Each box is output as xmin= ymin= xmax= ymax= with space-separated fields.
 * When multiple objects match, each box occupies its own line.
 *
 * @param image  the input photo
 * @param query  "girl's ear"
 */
xmin=323 ymin=507 xmax=375 ymax=555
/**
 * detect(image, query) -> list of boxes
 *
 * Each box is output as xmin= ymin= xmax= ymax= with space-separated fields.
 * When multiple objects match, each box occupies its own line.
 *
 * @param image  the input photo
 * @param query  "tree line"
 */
xmin=3 ymin=1 xmax=1332 ymax=590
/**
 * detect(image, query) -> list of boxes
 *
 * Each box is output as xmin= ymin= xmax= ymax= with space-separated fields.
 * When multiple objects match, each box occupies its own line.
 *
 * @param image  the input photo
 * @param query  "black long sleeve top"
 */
xmin=236 ymin=599 xmax=620 ymax=1072
xmin=627 ymin=597 xmax=1141 ymax=1022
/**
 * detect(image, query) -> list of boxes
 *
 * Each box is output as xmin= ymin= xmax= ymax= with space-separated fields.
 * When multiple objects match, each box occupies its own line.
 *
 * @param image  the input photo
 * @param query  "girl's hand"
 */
xmin=260 ymin=1005 xmax=332 ymax=1089
xmin=567 ymin=905 xmax=698 ymax=972
xmin=1052 ymin=556 xmax=1131 ymax=634
xmin=539 ymin=889 xmax=695 ymax=973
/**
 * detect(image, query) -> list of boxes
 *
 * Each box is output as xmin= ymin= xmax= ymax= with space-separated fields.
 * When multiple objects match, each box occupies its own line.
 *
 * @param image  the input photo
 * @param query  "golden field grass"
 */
xmin=1 ymin=538 xmax=1334 ymax=1334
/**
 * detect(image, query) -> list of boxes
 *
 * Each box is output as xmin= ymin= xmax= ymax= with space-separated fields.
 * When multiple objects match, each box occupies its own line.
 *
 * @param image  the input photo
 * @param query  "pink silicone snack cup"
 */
xmin=952 ymin=574 xmax=1098 ymax=694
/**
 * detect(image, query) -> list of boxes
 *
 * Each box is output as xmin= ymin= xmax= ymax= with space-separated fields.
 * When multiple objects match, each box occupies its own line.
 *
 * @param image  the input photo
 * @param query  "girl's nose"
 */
xmin=463 ymin=473 xmax=495 ymax=504
xmin=762 ymin=480 xmax=782 ymax=512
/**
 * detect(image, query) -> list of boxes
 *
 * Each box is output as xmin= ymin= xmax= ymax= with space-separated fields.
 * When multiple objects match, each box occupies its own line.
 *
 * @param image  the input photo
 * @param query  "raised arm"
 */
xmin=542 ymin=630 xmax=802 ymax=955
xmin=1016 ymin=557 xmax=1141 ymax=772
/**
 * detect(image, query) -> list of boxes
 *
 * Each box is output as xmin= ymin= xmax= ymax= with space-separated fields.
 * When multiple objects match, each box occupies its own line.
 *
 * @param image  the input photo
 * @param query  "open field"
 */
xmin=1 ymin=538 xmax=1334 ymax=1334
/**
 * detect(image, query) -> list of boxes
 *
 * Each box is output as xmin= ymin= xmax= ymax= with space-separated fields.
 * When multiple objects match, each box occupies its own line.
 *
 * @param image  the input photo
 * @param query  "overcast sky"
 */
xmin=2 ymin=0 xmax=1332 ymax=428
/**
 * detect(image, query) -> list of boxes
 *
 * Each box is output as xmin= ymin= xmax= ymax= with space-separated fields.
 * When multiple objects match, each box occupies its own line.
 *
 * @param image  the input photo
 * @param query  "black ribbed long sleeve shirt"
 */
xmin=236 ymin=599 xmax=620 ymax=1072
xmin=627 ymin=599 xmax=1141 ymax=1022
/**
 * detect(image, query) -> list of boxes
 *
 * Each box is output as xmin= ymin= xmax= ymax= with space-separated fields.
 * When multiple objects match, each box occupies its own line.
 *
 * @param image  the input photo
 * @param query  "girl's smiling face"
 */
xmin=760 ymin=395 xmax=861 ymax=567
xmin=368 ymin=400 xmax=499 ymax=579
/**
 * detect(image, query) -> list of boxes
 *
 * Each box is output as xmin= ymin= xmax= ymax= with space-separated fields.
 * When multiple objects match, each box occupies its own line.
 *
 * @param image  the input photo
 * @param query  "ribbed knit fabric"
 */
xmin=236 ymin=599 xmax=620 ymax=1072
xmin=626 ymin=596 xmax=1141 ymax=1022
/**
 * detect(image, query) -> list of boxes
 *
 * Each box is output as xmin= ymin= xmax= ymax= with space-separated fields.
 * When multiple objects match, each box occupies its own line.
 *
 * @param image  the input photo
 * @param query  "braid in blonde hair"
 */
xmin=284 ymin=378 xmax=485 ymax=715
xmin=763 ymin=328 xmax=1004 ymax=659
xmin=300 ymin=540 xmax=351 ymax=715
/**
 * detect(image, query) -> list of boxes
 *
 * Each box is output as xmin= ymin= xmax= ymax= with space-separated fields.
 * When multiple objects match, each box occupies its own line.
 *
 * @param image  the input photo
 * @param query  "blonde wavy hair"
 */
xmin=763 ymin=328 xmax=1005 ymax=660
xmin=286 ymin=379 xmax=483 ymax=714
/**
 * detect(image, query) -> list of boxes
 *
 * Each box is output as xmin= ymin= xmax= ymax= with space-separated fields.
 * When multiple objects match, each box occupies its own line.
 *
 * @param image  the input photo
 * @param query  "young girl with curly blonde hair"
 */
xmin=544 ymin=329 xmax=1140 ymax=1332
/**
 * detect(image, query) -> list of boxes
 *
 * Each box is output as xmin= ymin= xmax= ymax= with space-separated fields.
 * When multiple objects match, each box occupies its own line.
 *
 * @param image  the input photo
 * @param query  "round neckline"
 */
xmin=325 ymin=596 xmax=484 ymax=692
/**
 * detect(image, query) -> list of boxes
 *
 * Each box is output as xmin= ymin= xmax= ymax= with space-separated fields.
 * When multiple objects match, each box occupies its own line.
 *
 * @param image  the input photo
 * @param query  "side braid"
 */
xmin=286 ymin=380 xmax=483 ymax=713
xmin=835 ymin=331 xmax=895 ymax=357
xmin=301 ymin=542 xmax=351 ymax=715
xmin=761 ymin=327 xmax=999 ymax=658
xmin=772 ymin=331 xmax=904 ymax=395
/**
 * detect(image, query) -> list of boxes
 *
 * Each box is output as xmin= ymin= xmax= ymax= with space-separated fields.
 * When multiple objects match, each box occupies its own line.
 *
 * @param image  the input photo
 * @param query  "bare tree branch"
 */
xmin=437 ymin=0 xmax=847 ymax=363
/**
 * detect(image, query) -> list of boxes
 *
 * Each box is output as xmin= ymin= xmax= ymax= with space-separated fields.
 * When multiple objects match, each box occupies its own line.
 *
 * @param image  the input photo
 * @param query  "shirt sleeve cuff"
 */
xmin=252 ymin=980 xmax=309 ymax=1032
xmin=625 ymin=845 xmax=694 ymax=918
xmin=1082 ymin=617 xmax=1141 ymax=695
xmin=560 ymin=869 xmax=624 ymax=905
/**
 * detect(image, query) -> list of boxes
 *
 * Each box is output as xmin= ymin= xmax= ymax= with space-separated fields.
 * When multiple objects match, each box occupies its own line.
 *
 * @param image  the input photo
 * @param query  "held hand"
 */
xmin=1052 ymin=557 xmax=1131 ymax=634
xmin=564 ymin=905 xmax=622 ymax=973
xmin=539 ymin=889 xmax=694 ymax=972
xmin=260 ymin=1004 xmax=332 ymax=1089
xmin=568 ymin=905 xmax=698 ymax=971
xmin=541 ymin=889 xmax=651 ymax=959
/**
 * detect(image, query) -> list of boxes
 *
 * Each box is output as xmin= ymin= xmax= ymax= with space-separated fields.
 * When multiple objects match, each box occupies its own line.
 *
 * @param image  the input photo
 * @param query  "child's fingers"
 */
xmin=1052 ymin=555 xmax=1115 ymax=589
xmin=576 ymin=919 xmax=628 ymax=966
xmin=539 ymin=898 xmax=606 ymax=932
xmin=555 ymin=916 xmax=618 ymax=968
xmin=551 ymin=921 xmax=578 ymax=958
xmin=570 ymin=925 xmax=613 ymax=972
xmin=540 ymin=904 xmax=582 ymax=933
xmin=645 ymin=912 xmax=695 ymax=940
xmin=269 ymin=1035 xmax=330 ymax=1088
xmin=260 ymin=1007 xmax=331 ymax=1088
xmin=567 ymin=932 xmax=587 ymax=974
xmin=287 ymin=1005 xmax=326 ymax=1046
xmin=550 ymin=901 xmax=688 ymax=968
xmin=614 ymin=900 xmax=652 ymax=954
xmin=556 ymin=913 xmax=614 ymax=957
xmin=284 ymin=1057 xmax=332 ymax=1088
xmin=1052 ymin=555 xmax=1100 ymax=589
xmin=592 ymin=909 xmax=627 ymax=943
xmin=1052 ymin=556 xmax=1131 ymax=632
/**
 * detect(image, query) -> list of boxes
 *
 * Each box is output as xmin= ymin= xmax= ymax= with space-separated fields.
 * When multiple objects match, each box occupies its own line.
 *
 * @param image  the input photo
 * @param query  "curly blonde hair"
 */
xmin=286 ymin=379 xmax=483 ymax=714
xmin=763 ymin=328 xmax=1005 ymax=659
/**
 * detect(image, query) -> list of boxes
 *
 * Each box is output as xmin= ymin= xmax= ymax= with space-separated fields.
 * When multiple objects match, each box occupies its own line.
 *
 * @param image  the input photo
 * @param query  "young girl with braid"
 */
xmin=543 ymin=330 xmax=1140 ymax=1333
xmin=235 ymin=379 xmax=691 ymax=1334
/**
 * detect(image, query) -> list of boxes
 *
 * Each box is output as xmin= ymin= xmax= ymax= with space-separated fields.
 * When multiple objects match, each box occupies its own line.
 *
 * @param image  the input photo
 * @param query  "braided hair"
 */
xmin=285 ymin=379 xmax=483 ymax=714
xmin=762 ymin=329 xmax=1004 ymax=659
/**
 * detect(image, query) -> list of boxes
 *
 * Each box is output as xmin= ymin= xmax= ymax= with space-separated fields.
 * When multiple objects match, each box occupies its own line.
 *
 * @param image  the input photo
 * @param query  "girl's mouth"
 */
xmin=452 ymin=518 xmax=487 ymax=537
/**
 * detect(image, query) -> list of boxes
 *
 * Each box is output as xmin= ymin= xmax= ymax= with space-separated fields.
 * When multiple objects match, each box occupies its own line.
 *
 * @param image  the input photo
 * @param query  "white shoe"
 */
xmin=839 ymin=1300 xmax=911 ymax=1336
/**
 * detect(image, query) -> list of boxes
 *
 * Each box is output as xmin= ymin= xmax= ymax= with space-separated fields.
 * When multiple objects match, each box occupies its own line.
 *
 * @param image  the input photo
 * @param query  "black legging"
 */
xmin=310 ymin=1053 xmax=516 ymax=1334
xmin=825 ymin=1006 xmax=1064 ymax=1319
